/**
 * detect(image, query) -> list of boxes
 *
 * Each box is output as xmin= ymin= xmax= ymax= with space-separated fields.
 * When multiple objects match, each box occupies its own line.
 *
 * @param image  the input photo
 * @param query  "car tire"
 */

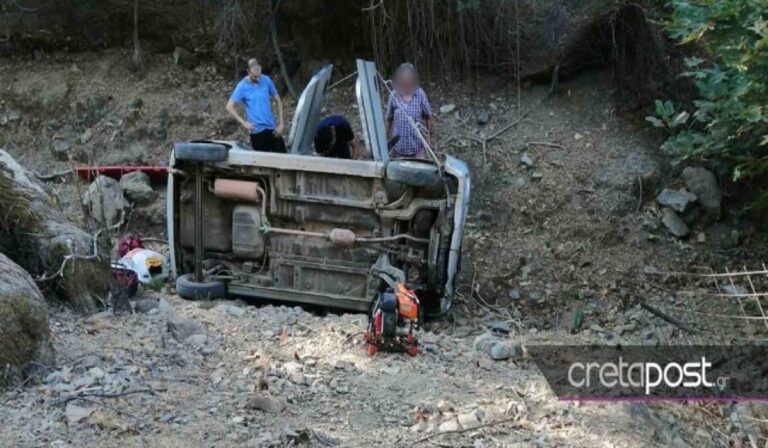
xmin=176 ymin=274 xmax=226 ymax=300
xmin=386 ymin=160 xmax=442 ymax=187
xmin=174 ymin=142 xmax=229 ymax=163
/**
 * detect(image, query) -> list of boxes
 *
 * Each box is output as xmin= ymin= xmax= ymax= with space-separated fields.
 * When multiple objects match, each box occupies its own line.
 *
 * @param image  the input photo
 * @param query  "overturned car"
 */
xmin=167 ymin=60 xmax=469 ymax=315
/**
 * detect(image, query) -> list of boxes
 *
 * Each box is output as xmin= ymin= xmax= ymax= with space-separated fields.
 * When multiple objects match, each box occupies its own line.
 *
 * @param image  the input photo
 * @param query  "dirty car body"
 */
xmin=167 ymin=60 xmax=470 ymax=315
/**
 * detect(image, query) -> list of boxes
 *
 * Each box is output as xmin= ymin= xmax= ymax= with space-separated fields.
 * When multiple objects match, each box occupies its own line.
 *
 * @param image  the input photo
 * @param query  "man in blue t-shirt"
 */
xmin=226 ymin=58 xmax=286 ymax=152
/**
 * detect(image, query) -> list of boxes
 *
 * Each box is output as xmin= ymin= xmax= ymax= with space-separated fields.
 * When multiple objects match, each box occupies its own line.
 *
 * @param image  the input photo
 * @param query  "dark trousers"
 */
xmin=250 ymin=129 xmax=286 ymax=153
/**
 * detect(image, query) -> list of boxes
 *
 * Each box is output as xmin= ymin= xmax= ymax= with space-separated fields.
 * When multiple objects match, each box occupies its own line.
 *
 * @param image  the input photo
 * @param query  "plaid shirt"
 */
xmin=385 ymin=87 xmax=433 ymax=156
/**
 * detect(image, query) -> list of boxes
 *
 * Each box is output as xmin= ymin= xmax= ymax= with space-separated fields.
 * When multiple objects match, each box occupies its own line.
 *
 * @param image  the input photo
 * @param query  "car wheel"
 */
xmin=176 ymin=273 xmax=226 ymax=300
xmin=174 ymin=142 xmax=229 ymax=163
xmin=386 ymin=160 xmax=442 ymax=187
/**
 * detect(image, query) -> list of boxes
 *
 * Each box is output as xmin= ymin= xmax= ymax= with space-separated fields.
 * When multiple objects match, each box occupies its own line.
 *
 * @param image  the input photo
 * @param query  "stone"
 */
xmin=656 ymin=188 xmax=697 ymax=213
xmin=457 ymin=410 xmax=482 ymax=429
xmin=706 ymin=223 xmax=739 ymax=249
xmin=120 ymin=171 xmax=156 ymax=205
xmin=167 ymin=317 xmax=206 ymax=341
xmin=520 ymin=152 xmax=534 ymax=167
xmin=213 ymin=304 xmax=246 ymax=318
xmin=211 ymin=369 xmax=224 ymax=385
xmin=473 ymin=333 xmax=498 ymax=354
xmin=681 ymin=167 xmax=721 ymax=218
xmin=661 ymin=208 xmax=689 ymax=238
xmin=65 ymin=404 xmax=94 ymax=425
xmin=439 ymin=104 xmax=456 ymax=114
xmin=477 ymin=111 xmax=491 ymax=125
xmin=173 ymin=46 xmax=198 ymax=69
xmin=507 ymin=288 xmax=522 ymax=301
xmin=102 ymin=142 xmax=149 ymax=165
xmin=185 ymin=334 xmax=208 ymax=347
xmin=134 ymin=298 xmax=160 ymax=313
xmin=490 ymin=342 xmax=522 ymax=361
xmin=82 ymin=175 xmax=127 ymax=226
xmin=246 ymin=393 xmax=286 ymax=413
xmin=438 ymin=418 xmax=460 ymax=433
xmin=0 ymin=252 xmax=55 ymax=387
xmin=71 ymin=374 xmax=96 ymax=389
xmin=488 ymin=321 xmax=512 ymax=335
xmin=51 ymin=138 xmax=72 ymax=161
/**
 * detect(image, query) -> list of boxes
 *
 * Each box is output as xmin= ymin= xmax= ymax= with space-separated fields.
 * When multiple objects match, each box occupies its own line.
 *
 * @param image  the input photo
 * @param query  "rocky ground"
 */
xmin=2 ymin=49 xmax=768 ymax=446
xmin=0 ymin=293 xmax=754 ymax=448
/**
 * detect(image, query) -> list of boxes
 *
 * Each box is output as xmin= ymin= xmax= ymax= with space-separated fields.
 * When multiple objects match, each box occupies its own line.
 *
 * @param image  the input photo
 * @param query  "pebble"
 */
xmin=246 ymin=393 xmax=286 ymax=413
xmin=520 ymin=152 xmax=534 ymax=167
xmin=438 ymin=418 xmax=461 ymax=433
xmin=473 ymin=333 xmax=498 ymax=353
xmin=490 ymin=342 xmax=522 ymax=361
xmin=185 ymin=334 xmax=208 ymax=347
xmin=457 ymin=410 xmax=482 ymax=428
xmin=65 ymin=404 xmax=93 ymax=425
xmin=439 ymin=104 xmax=457 ymax=114
xmin=213 ymin=304 xmax=246 ymax=318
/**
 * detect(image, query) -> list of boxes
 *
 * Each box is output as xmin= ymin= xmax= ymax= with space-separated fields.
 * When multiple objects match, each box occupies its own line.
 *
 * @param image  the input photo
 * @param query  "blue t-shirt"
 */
xmin=230 ymin=75 xmax=278 ymax=133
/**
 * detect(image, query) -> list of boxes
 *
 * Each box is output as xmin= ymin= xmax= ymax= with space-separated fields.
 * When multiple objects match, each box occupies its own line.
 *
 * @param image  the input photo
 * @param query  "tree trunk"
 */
xmin=270 ymin=0 xmax=296 ymax=97
xmin=132 ymin=0 xmax=143 ymax=69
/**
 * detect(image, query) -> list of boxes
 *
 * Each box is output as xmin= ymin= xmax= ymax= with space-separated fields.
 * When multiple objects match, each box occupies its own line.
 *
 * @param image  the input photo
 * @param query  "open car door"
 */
xmin=288 ymin=64 xmax=333 ymax=155
xmin=355 ymin=59 xmax=389 ymax=163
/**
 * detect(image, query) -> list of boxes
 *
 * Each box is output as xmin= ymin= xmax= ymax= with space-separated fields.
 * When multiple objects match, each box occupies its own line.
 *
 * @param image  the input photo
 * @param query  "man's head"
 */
xmin=247 ymin=58 xmax=262 ymax=82
xmin=314 ymin=125 xmax=336 ymax=156
xmin=394 ymin=62 xmax=419 ymax=95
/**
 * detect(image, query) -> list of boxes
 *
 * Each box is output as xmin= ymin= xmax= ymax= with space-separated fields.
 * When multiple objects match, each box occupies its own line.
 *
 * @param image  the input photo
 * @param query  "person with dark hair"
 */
xmin=226 ymin=58 xmax=286 ymax=152
xmin=314 ymin=115 xmax=362 ymax=159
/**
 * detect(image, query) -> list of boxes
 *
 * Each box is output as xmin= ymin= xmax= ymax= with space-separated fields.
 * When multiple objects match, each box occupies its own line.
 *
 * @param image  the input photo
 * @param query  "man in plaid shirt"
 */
xmin=385 ymin=63 xmax=434 ymax=159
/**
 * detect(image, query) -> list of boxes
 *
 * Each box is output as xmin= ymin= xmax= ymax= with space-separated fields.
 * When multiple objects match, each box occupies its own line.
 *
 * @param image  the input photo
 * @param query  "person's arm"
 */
xmin=268 ymin=77 xmax=284 ymax=135
xmin=226 ymin=99 xmax=255 ymax=131
xmin=272 ymin=94 xmax=284 ymax=135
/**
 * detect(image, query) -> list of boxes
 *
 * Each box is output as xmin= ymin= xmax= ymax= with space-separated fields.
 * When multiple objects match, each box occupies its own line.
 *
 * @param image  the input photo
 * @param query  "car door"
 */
xmin=288 ymin=64 xmax=333 ymax=155
xmin=355 ymin=59 xmax=389 ymax=163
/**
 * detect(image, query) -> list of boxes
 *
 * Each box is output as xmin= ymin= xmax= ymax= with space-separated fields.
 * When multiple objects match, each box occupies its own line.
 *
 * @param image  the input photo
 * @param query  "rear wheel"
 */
xmin=174 ymin=142 xmax=229 ymax=163
xmin=176 ymin=273 xmax=226 ymax=300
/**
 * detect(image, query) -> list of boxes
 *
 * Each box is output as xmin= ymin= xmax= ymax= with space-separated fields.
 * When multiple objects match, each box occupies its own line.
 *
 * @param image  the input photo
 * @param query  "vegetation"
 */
xmin=649 ymin=0 xmax=768 ymax=210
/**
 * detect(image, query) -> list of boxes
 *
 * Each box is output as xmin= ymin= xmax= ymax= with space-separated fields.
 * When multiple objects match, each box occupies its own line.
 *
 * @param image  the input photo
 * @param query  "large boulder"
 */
xmin=681 ymin=167 xmax=721 ymax=219
xmin=82 ymin=175 xmax=127 ymax=226
xmin=0 ymin=252 xmax=55 ymax=388
xmin=0 ymin=150 xmax=111 ymax=312
xmin=120 ymin=171 xmax=156 ymax=205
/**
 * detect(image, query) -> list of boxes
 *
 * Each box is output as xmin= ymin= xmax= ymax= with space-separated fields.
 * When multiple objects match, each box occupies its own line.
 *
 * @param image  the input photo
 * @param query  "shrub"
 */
xmin=648 ymin=0 xmax=768 ymax=210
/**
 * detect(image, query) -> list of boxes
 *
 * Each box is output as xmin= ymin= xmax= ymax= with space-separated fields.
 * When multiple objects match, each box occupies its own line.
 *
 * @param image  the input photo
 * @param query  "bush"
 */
xmin=648 ymin=0 xmax=768 ymax=210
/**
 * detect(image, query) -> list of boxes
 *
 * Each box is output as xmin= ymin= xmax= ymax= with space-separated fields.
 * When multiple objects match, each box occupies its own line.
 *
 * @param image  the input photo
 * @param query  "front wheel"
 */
xmin=176 ymin=273 xmax=226 ymax=300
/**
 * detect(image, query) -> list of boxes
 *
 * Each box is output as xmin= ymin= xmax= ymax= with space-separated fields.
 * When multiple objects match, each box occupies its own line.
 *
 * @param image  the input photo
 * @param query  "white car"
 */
xmin=167 ymin=60 xmax=470 ymax=315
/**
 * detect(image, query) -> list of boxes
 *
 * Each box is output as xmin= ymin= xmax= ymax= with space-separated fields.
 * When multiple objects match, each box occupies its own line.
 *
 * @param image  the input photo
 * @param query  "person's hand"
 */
xmin=274 ymin=124 xmax=284 ymax=136
xmin=242 ymin=121 xmax=256 ymax=132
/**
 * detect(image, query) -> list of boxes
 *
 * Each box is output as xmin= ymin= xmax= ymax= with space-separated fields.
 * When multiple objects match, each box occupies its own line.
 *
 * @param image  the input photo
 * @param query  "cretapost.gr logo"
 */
xmin=567 ymin=356 xmax=730 ymax=395
xmin=528 ymin=345 xmax=767 ymax=402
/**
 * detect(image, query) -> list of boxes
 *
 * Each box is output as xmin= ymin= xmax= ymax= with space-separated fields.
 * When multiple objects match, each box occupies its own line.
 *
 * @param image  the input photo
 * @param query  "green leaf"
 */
xmin=645 ymin=116 xmax=665 ymax=128
xmin=573 ymin=309 xmax=584 ymax=332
